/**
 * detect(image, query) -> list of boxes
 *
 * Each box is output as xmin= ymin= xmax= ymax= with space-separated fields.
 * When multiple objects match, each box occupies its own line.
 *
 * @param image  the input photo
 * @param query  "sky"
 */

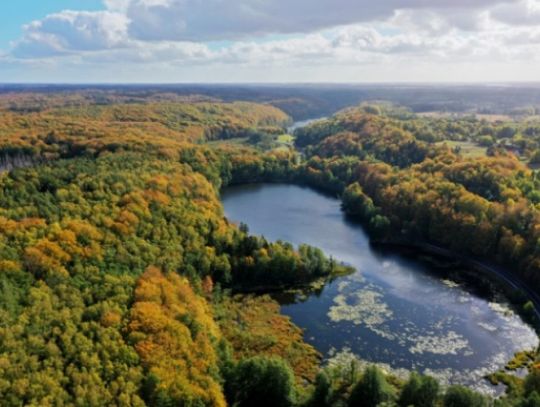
xmin=1 ymin=0 xmax=540 ymax=83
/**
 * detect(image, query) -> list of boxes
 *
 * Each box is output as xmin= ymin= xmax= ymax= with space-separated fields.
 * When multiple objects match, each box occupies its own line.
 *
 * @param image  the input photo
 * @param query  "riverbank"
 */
xmin=373 ymin=239 xmax=540 ymax=327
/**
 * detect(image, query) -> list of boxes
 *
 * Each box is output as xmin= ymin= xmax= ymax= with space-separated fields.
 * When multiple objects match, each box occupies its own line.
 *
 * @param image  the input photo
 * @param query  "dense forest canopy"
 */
xmin=1 ymin=89 xmax=540 ymax=406
xmin=294 ymin=105 xmax=540 ymax=289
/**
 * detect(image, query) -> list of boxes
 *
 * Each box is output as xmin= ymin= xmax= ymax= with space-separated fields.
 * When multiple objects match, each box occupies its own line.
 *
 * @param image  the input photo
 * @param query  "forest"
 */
xmin=1 ymin=90 xmax=540 ymax=406
xmin=293 ymin=105 xmax=540 ymax=289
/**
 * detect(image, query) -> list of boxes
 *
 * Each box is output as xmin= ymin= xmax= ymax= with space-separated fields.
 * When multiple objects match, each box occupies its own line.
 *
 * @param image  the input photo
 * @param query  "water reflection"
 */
xmin=222 ymin=183 xmax=538 ymax=394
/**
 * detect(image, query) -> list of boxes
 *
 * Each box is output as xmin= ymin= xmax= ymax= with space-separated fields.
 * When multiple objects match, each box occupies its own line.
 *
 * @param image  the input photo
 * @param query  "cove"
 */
xmin=222 ymin=183 xmax=539 ymax=394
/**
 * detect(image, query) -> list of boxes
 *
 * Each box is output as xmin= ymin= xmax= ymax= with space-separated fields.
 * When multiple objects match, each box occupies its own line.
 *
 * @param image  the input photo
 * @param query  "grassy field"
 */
xmin=277 ymin=134 xmax=295 ymax=144
xmin=436 ymin=140 xmax=488 ymax=158
xmin=206 ymin=134 xmax=294 ymax=153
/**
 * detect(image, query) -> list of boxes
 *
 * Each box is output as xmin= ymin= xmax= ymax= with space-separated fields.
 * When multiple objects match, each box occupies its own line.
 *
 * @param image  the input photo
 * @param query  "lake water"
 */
xmin=222 ymin=183 xmax=539 ymax=394
xmin=287 ymin=118 xmax=326 ymax=133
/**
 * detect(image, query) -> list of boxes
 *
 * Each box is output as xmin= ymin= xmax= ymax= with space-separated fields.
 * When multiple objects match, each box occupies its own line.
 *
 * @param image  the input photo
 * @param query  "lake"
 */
xmin=222 ymin=183 xmax=539 ymax=394
xmin=287 ymin=117 xmax=326 ymax=133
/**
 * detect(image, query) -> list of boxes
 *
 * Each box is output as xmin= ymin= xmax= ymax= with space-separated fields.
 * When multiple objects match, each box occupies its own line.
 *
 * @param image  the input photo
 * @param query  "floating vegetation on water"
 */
xmin=489 ymin=302 xmax=514 ymax=318
xmin=324 ymin=276 xmax=537 ymax=377
xmin=326 ymin=347 xmax=409 ymax=380
xmin=309 ymin=278 xmax=328 ymax=290
xmin=409 ymin=331 xmax=470 ymax=355
xmin=328 ymin=288 xmax=394 ymax=336
xmin=457 ymin=294 xmax=472 ymax=303
xmin=327 ymin=346 xmax=512 ymax=396
xmin=337 ymin=281 xmax=350 ymax=292
xmin=326 ymin=346 xmax=357 ymax=367
xmin=478 ymin=322 xmax=498 ymax=332
xmin=423 ymin=352 xmax=509 ymax=396
xmin=431 ymin=317 xmax=454 ymax=331
xmin=280 ymin=277 xmax=330 ymax=302
xmin=441 ymin=279 xmax=460 ymax=288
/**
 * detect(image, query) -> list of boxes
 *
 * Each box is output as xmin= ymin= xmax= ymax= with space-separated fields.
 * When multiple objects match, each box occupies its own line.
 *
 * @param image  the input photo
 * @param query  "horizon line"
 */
xmin=2 ymin=81 xmax=540 ymax=87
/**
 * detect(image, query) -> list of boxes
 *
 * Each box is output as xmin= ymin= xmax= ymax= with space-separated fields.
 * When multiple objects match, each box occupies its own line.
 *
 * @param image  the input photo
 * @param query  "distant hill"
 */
xmin=3 ymin=83 xmax=540 ymax=119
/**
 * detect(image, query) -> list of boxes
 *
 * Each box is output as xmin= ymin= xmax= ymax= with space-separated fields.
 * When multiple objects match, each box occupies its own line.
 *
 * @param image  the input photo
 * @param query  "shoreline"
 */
xmin=372 ymin=238 xmax=540 ymax=324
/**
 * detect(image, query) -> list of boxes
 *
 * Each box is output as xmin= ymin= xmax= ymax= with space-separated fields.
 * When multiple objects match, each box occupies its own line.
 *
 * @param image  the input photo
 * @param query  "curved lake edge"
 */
xmin=371 ymin=239 xmax=540 ymax=330
xmin=223 ymin=180 xmax=540 ymax=333
xmin=221 ymin=182 xmax=540 ymax=394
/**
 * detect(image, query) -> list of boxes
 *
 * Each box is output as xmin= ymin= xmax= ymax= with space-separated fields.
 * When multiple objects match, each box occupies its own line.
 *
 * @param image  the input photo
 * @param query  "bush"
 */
xmin=306 ymin=371 xmax=332 ymax=407
xmin=525 ymin=369 xmax=540 ymax=397
xmin=443 ymin=385 xmax=487 ymax=407
xmin=227 ymin=356 xmax=296 ymax=407
xmin=518 ymin=391 xmax=540 ymax=407
xmin=399 ymin=372 xmax=439 ymax=407
xmin=348 ymin=366 xmax=394 ymax=407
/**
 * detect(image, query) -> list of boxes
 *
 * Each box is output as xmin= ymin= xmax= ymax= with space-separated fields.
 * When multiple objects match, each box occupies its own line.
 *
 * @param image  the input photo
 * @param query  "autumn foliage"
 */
xmin=1 ymin=92 xmax=540 ymax=406
xmin=295 ymin=107 xmax=540 ymax=289
xmin=129 ymin=267 xmax=226 ymax=406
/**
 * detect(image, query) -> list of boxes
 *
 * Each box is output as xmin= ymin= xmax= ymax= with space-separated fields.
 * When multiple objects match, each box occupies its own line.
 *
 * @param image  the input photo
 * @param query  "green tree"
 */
xmin=348 ymin=366 xmax=394 ymax=407
xmin=519 ymin=391 xmax=540 ymax=407
xmin=342 ymin=182 xmax=377 ymax=221
xmin=443 ymin=385 xmax=487 ymax=407
xmin=306 ymin=371 xmax=332 ymax=407
xmin=228 ymin=356 xmax=296 ymax=407
xmin=399 ymin=372 xmax=439 ymax=407
xmin=525 ymin=369 xmax=540 ymax=397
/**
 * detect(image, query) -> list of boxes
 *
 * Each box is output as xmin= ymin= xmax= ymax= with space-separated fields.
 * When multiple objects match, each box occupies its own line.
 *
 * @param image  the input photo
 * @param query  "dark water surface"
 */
xmin=222 ymin=183 xmax=538 ymax=394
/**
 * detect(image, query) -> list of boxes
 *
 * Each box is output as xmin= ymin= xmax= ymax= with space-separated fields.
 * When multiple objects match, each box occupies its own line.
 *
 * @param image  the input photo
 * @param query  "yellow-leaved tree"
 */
xmin=128 ymin=266 xmax=226 ymax=407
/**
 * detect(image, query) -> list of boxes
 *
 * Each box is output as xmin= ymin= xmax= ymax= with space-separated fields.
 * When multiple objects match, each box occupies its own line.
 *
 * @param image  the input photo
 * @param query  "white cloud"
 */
xmin=491 ymin=0 xmax=540 ymax=25
xmin=124 ymin=0 xmax=518 ymax=42
xmin=4 ymin=0 xmax=540 ymax=82
xmin=13 ymin=10 xmax=129 ymax=58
